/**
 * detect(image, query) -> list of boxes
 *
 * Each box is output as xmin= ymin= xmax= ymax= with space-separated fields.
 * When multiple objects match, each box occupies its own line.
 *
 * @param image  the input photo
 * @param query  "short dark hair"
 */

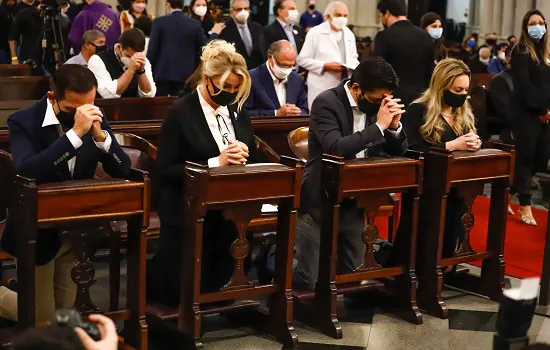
xmin=419 ymin=12 xmax=441 ymax=30
xmin=350 ymin=57 xmax=399 ymax=92
xmin=273 ymin=0 xmax=292 ymax=17
xmin=118 ymin=28 xmax=146 ymax=52
xmin=167 ymin=0 xmax=183 ymax=9
xmin=11 ymin=325 xmax=85 ymax=350
xmin=377 ymin=0 xmax=406 ymax=17
xmin=496 ymin=42 xmax=509 ymax=51
xmin=134 ymin=15 xmax=152 ymax=36
xmin=507 ymin=35 xmax=516 ymax=41
xmin=50 ymin=65 xmax=98 ymax=100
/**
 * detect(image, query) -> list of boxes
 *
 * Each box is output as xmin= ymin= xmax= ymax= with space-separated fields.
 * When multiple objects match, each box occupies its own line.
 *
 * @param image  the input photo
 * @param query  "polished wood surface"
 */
xmin=0 ymin=77 xmax=49 ymax=101
xmin=176 ymin=161 xmax=300 ymax=349
xmin=0 ymin=64 xmax=31 ymax=77
xmin=295 ymin=154 xmax=424 ymax=339
xmin=13 ymin=172 xmax=150 ymax=350
xmin=416 ymin=142 xmax=514 ymax=320
xmin=470 ymin=73 xmax=494 ymax=90
xmin=253 ymin=116 xmax=309 ymax=157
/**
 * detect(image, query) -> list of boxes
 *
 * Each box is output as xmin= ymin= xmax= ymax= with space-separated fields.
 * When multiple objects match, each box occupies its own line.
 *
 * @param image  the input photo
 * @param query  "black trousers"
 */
xmin=147 ymin=211 xmax=237 ymax=305
xmin=156 ymin=81 xmax=186 ymax=97
xmin=512 ymin=116 xmax=550 ymax=206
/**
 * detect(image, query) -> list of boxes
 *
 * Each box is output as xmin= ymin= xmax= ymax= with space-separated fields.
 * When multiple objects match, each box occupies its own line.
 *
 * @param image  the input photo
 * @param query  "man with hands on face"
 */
xmin=2 ymin=64 xmax=130 ymax=324
xmin=88 ymin=28 xmax=156 ymax=98
xmin=294 ymin=57 xmax=407 ymax=290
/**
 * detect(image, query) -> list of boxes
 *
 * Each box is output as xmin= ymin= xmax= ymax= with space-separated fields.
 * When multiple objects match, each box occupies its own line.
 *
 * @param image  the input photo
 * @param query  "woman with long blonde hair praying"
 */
xmin=403 ymin=58 xmax=481 ymax=259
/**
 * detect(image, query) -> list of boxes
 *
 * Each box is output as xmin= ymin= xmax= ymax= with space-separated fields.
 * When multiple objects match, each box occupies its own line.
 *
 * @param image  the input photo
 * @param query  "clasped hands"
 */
xmin=376 ymin=94 xmax=405 ymax=130
xmin=128 ymin=52 xmax=146 ymax=73
xmin=219 ymin=139 xmax=249 ymax=166
xmin=72 ymin=104 xmax=106 ymax=142
xmin=448 ymin=132 xmax=481 ymax=152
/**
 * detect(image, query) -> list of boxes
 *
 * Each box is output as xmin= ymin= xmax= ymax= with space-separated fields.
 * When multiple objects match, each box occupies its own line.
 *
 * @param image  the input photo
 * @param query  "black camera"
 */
xmin=39 ymin=0 xmax=61 ymax=17
xmin=54 ymin=309 xmax=101 ymax=342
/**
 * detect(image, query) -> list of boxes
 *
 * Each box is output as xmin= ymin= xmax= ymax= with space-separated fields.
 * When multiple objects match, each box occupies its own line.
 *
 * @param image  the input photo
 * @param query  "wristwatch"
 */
xmin=135 ymin=68 xmax=146 ymax=75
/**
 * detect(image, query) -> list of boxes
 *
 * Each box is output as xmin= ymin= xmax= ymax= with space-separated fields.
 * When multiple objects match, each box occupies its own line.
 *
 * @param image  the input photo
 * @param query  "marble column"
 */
xmin=491 ymin=0 xmax=503 ymax=34
xmin=480 ymin=0 xmax=495 ymax=35
xmin=514 ymin=0 xmax=535 ymax=37
xmin=501 ymin=0 xmax=516 ymax=37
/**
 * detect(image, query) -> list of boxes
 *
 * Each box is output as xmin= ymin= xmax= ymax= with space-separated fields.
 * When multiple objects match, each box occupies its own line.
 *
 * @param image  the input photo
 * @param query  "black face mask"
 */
xmin=207 ymin=78 xmax=238 ymax=106
xmin=55 ymin=99 xmax=76 ymax=129
xmin=357 ymin=93 xmax=381 ymax=116
xmin=92 ymin=43 xmax=107 ymax=54
xmin=308 ymin=4 xmax=315 ymax=10
xmin=486 ymin=39 xmax=497 ymax=46
xmin=443 ymin=90 xmax=467 ymax=108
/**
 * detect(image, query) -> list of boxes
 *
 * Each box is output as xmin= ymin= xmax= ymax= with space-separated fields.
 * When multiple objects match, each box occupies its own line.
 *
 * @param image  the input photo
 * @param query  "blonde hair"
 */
xmin=415 ymin=58 xmax=477 ymax=145
xmin=200 ymin=40 xmax=251 ymax=111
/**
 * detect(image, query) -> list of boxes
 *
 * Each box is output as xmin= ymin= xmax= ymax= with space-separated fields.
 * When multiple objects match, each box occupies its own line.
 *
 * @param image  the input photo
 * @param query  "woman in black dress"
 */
xmin=403 ymin=58 xmax=481 ymax=258
xmin=147 ymin=40 xmax=262 ymax=304
xmin=509 ymin=9 xmax=550 ymax=226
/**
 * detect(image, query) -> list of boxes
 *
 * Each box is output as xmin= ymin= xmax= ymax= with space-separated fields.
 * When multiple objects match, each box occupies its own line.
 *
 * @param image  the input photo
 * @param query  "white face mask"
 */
xmin=286 ymin=9 xmax=299 ymax=24
xmin=132 ymin=2 xmax=146 ymax=12
xmin=193 ymin=4 xmax=207 ymax=17
xmin=331 ymin=16 xmax=348 ymax=31
xmin=498 ymin=51 xmax=506 ymax=60
xmin=116 ymin=46 xmax=131 ymax=67
xmin=236 ymin=9 xmax=249 ymax=22
xmin=270 ymin=58 xmax=293 ymax=80
xmin=479 ymin=57 xmax=490 ymax=65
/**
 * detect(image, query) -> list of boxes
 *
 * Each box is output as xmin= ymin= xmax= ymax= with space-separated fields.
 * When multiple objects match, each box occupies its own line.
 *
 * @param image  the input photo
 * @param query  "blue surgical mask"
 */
xmin=467 ymin=40 xmax=475 ymax=48
xmin=528 ymin=24 xmax=546 ymax=40
xmin=428 ymin=28 xmax=443 ymax=40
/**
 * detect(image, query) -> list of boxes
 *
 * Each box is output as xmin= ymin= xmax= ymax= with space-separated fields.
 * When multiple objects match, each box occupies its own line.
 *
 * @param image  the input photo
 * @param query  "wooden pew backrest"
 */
xmin=0 ymin=77 xmax=49 ymax=101
xmin=0 ymin=64 xmax=31 ymax=77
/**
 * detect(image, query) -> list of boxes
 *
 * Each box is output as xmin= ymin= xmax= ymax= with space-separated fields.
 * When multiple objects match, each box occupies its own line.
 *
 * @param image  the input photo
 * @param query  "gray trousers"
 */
xmin=293 ymin=205 xmax=366 ymax=290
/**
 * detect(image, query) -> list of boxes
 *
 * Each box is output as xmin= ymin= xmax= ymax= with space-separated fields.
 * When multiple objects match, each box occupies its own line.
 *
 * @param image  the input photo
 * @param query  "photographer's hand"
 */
xmin=75 ymin=314 xmax=118 ymax=350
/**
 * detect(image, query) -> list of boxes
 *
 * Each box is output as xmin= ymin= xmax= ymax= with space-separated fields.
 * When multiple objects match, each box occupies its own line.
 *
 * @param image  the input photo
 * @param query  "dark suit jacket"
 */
xmin=244 ymin=63 xmax=308 ymax=116
xmin=373 ymin=20 xmax=434 ymax=106
xmin=300 ymin=80 xmax=408 ymax=222
xmin=467 ymin=56 xmax=489 ymax=74
xmin=156 ymin=91 xmax=263 ymax=227
xmin=219 ymin=19 xmax=265 ymax=70
xmin=5 ymin=96 xmax=131 ymax=265
xmin=147 ymin=11 xmax=211 ymax=84
xmin=489 ymin=71 xmax=514 ymax=125
xmin=263 ymin=19 xmax=305 ymax=54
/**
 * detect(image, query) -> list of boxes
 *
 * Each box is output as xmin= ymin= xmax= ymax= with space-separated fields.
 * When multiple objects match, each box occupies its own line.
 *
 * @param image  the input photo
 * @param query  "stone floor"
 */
xmin=83 ymin=261 xmax=549 ymax=350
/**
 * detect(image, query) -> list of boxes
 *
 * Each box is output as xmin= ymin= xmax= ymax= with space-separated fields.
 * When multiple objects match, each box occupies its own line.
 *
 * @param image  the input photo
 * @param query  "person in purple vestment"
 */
xmin=68 ymin=0 xmax=121 ymax=54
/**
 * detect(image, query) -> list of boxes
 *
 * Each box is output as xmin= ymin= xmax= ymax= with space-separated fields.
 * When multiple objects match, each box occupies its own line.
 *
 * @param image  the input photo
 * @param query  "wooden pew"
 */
xmin=416 ymin=142 xmax=514 ymax=319
xmin=0 ymin=64 xmax=31 ymax=77
xmin=12 ymin=173 xmax=150 ymax=349
xmin=294 ymin=154 xmax=424 ymax=339
xmin=469 ymin=73 xmax=494 ymax=91
xmin=147 ymin=161 xmax=300 ymax=349
xmin=0 ymin=77 xmax=49 ymax=101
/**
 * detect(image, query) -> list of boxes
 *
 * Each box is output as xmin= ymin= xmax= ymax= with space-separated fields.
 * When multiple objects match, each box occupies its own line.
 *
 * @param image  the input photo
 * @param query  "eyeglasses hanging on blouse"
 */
xmin=215 ymin=114 xmax=232 ymax=145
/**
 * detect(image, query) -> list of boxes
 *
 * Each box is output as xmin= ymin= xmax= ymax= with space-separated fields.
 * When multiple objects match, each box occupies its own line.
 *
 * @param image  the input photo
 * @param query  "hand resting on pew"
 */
xmin=446 ymin=132 xmax=481 ymax=152
xmin=218 ymin=139 xmax=249 ymax=166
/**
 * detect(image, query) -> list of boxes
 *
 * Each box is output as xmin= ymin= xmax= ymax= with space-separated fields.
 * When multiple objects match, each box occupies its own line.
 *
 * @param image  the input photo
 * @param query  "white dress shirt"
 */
xmin=196 ymin=87 xmax=236 ymax=168
xmin=343 ymin=81 xmax=403 ymax=158
xmin=87 ymin=54 xmax=157 ymax=99
xmin=266 ymin=62 xmax=288 ymax=115
xmin=43 ymin=99 xmax=112 ymax=176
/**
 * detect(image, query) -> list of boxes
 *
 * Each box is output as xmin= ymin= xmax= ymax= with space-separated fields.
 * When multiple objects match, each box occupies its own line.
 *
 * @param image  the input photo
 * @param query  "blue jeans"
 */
xmin=293 ymin=206 xmax=366 ymax=290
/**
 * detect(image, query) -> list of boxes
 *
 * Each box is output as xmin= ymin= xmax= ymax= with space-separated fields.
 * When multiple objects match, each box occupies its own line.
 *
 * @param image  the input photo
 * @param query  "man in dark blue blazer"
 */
xmin=0 ymin=64 xmax=130 ymax=323
xmin=244 ymin=40 xmax=308 ymax=117
xmin=147 ymin=0 xmax=219 ymax=96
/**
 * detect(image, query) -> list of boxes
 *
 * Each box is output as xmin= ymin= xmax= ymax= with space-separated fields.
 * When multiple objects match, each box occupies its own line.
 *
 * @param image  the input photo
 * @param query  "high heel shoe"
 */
xmin=519 ymin=206 xmax=537 ymax=226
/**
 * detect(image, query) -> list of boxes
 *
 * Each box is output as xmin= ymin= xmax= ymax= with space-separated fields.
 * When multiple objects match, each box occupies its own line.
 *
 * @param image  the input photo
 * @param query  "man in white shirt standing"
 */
xmin=297 ymin=1 xmax=359 ymax=109
xmin=88 ymin=28 xmax=156 ymax=98
xmin=244 ymin=40 xmax=308 ymax=116
xmin=64 ymin=30 xmax=106 ymax=67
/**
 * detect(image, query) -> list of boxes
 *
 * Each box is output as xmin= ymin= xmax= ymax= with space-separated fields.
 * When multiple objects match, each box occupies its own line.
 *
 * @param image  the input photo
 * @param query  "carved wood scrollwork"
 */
xmin=454 ymin=183 xmax=485 ymax=257
xmin=221 ymin=205 xmax=261 ymax=291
